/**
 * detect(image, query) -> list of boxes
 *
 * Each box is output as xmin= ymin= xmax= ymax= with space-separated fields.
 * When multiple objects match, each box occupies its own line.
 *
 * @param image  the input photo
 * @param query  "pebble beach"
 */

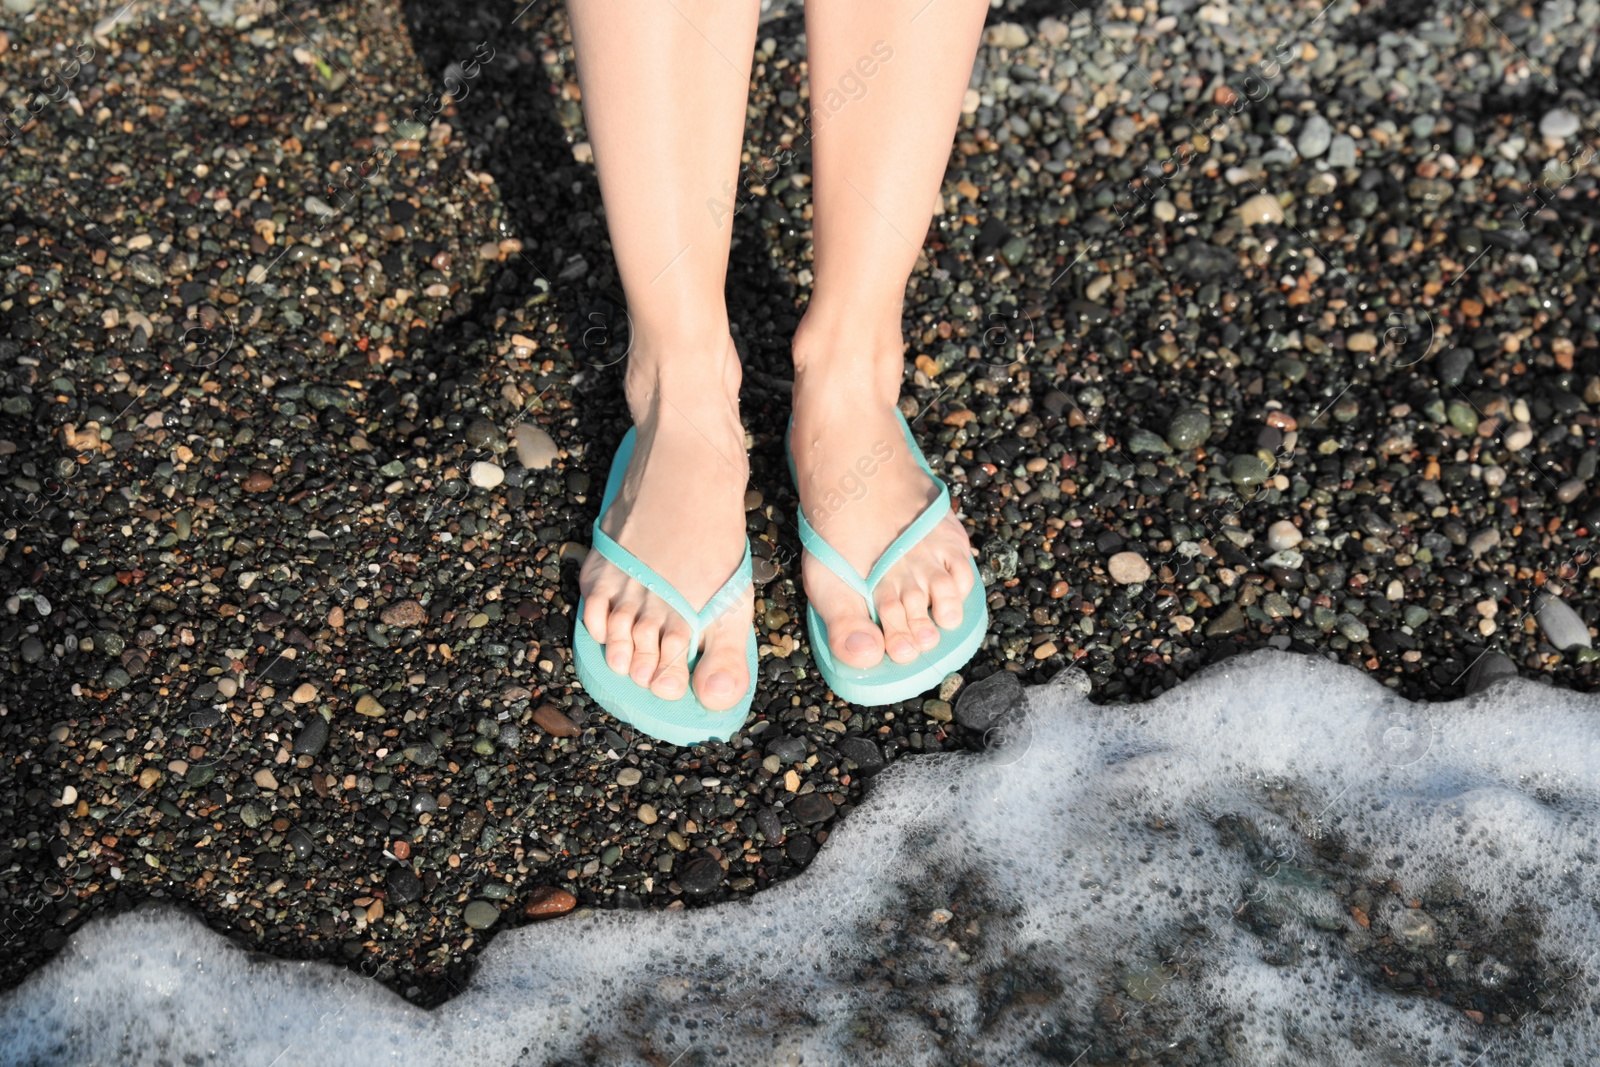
xmin=2 ymin=0 xmax=1600 ymax=1056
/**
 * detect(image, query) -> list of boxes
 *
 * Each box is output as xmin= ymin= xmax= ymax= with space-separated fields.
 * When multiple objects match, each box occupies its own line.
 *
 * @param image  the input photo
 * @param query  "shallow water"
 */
xmin=3 ymin=651 xmax=1597 ymax=1066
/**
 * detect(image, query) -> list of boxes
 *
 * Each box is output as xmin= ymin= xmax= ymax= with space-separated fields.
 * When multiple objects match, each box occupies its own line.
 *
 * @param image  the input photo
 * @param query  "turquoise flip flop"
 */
xmin=786 ymin=410 xmax=988 ymax=706
xmin=573 ymin=428 xmax=757 ymax=746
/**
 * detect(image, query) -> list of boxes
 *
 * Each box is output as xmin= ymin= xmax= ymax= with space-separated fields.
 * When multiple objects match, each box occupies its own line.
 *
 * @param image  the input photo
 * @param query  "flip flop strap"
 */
xmin=796 ymin=478 xmax=953 ymax=626
xmin=590 ymin=527 xmax=752 ymax=662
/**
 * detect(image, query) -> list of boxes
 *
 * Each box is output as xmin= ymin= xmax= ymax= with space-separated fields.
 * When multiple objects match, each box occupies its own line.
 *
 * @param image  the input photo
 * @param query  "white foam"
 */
xmin=4 ymin=651 xmax=1599 ymax=1065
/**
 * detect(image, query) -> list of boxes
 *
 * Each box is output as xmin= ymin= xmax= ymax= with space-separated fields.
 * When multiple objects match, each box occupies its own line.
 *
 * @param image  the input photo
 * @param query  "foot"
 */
xmin=578 ymin=336 xmax=754 ymax=710
xmin=789 ymin=317 xmax=978 ymax=671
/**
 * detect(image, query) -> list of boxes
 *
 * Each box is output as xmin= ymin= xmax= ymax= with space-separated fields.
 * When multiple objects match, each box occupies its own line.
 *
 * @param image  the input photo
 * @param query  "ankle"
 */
xmin=791 ymin=308 xmax=904 ymax=406
xmin=623 ymin=330 xmax=742 ymax=422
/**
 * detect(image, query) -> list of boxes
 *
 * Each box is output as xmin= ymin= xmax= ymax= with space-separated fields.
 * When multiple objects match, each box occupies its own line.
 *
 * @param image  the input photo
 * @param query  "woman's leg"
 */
xmin=568 ymin=1 xmax=759 ymax=708
xmin=792 ymin=0 xmax=988 ymax=668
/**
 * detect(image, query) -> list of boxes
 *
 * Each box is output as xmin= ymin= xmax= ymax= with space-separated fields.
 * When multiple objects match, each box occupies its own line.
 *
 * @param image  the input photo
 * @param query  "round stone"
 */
xmin=1266 ymin=520 xmax=1302 ymax=552
xmin=469 ymin=461 xmax=505 ymax=489
xmin=1296 ymin=114 xmax=1332 ymax=158
xmin=1540 ymin=108 xmax=1580 ymax=141
xmin=1107 ymin=551 xmax=1152 ymax=585
xmin=463 ymin=900 xmax=500 ymax=929
xmin=1166 ymin=409 xmax=1211 ymax=450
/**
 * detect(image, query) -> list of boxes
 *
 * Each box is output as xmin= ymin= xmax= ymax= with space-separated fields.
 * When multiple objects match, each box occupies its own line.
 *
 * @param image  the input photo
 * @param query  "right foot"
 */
xmin=577 ymin=337 xmax=754 ymax=710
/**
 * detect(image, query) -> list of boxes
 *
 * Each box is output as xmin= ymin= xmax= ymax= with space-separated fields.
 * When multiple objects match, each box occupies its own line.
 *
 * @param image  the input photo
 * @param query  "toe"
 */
xmin=650 ymin=618 xmax=693 ymax=700
xmin=628 ymin=603 xmax=664 ymax=687
xmin=692 ymin=614 xmax=751 ymax=712
xmin=902 ymin=584 xmax=939 ymax=650
xmin=929 ymin=569 xmax=965 ymax=630
xmin=604 ymin=590 xmax=641 ymax=674
xmin=875 ymin=594 xmax=920 ymax=664
xmin=805 ymin=555 xmax=884 ymax=669
xmin=582 ymin=586 xmax=613 ymax=645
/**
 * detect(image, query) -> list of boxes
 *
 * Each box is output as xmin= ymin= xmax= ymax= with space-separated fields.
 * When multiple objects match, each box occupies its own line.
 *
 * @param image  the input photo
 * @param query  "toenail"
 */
xmin=845 ymin=632 xmax=876 ymax=656
xmin=919 ymin=628 xmax=938 ymax=644
xmin=704 ymin=671 xmax=735 ymax=697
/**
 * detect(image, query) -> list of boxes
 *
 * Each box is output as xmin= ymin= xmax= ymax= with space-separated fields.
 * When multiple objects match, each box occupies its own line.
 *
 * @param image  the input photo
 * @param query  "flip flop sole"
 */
xmin=573 ymin=617 xmax=756 ymax=746
xmin=804 ymin=558 xmax=988 ymax=706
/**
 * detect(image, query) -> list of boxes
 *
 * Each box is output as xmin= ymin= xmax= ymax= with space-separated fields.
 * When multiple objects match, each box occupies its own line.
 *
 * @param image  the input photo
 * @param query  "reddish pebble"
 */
xmin=1264 ymin=410 xmax=1297 ymax=432
xmin=533 ymin=704 xmax=581 ymax=738
xmin=380 ymin=599 xmax=428 ymax=627
xmin=523 ymin=886 xmax=577 ymax=919
xmin=391 ymin=839 xmax=410 ymax=860
xmin=243 ymin=472 xmax=273 ymax=492
xmin=1050 ymin=580 xmax=1069 ymax=599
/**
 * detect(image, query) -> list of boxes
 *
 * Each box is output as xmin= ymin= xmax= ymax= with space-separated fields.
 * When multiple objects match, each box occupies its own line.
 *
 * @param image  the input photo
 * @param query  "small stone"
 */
xmin=242 ymin=472 xmax=274 ymax=492
xmin=923 ymin=699 xmax=953 ymax=722
xmin=1540 ymin=108 xmax=1580 ymax=141
xmin=1536 ymin=591 xmax=1592 ymax=651
xmin=533 ymin=704 xmax=581 ymax=737
xmin=1235 ymin=192 xmax=1284 ymax=226
xmin=1465 ymin=652 xmax=1518 ymax=693
xmin=954 ymin=670 xmax=1024 ymax=730
xmin=463 ymin=901 xmax=500 ymax=929
xmin=293 ymin=716 xmax=329 ymax=756
xmin=835 ymin=736 xmax=884 ymax=774
xmin=290 ymin=683 xmax=317 ymax=703
xmin=1266 ymin=520 xmax=1302 ymax=552
xmin=138 ymin=768 xmax=162 ymax=789
xmin=286 ymin=827 xmax=314 ymax=860
xmin=615 ymin=767 xmax=642 ymax=788
xmin=523 ymin=886 xmax=578 ymax=918
xmin=355 ymin=694 xmax=387 ymax=718
xmin=386 ymin=867 xmax=423 ymax=905
xmin=514 ymin=424 xmax=558 ymax=470
xmin=1166 ymin=409 xmax=1211 ymax=450
xmin=790 ymin=793 xmax=837 ymax=825
xmin=390 ymin=840 xmax=411 ymax=860
xmin=637 ymin=803 xmax=659 ymax=825
xmin=1391 ymin=908 xmax=1438 ymax=950
xmin=1467 ymin=528 xmax=1500 ymax=558
xmin=1503 ymin=422 xmax=1534 ymax=451
xmin=1326 ymin=134 xmax=1357 ymax=167
xmin=1205 ymin=603 xmax=1248 ymax=637
xmin=381 ymin=600 xmax=427 ymax=627
xmin=469 ymin=461 xmax=505 ymax=489
xmin=20 ymin=637 xmax=44 ymax=664
xmin=1108 ymin=551 xmax=1152 ymax=584
xmin=678 ymin=853 xmax=725 ymax=896
xmin=253 ymin=768 xmax=279 ymax=791
xmin=1228 ymin=455 xmax=1271 ymax=488
xmin=983 ymin=22 xmax=1029 ymax=48
xmin=1296 ymin=114 xmax=1332 ymax=158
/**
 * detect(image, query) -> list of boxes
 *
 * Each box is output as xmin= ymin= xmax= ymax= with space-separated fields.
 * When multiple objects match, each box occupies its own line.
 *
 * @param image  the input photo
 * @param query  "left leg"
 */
xmin=791 ymin=0 xmax=988 ymax=669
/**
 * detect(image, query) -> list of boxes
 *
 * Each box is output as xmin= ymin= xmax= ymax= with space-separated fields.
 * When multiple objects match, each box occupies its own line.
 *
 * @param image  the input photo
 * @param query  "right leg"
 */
xmin=568 ymin=0 xmax=759 ymax=709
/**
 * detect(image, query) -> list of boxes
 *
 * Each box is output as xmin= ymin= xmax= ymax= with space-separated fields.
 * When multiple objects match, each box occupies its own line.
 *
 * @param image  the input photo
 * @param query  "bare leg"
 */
xmin=568 ymin=1 xmax=759 ymax=709
xmin=791 ymin=0 xmax=987 ymax=669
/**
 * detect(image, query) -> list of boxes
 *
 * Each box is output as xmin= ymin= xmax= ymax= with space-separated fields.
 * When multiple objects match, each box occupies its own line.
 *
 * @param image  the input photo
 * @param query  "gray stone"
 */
xmin=1326 ymin=134 xmax=1357 ymax=167
xmin=1297 ymin=114 xmax=1332 ymax=158
xmin=1464 ymin=651 xmax=1518 ymax=693
xmin=1536 ymin=591 xmax=1592 ymax=650
xmin=293 ymin=715 xmax=328 ymax=756
xmin=1540 ymin=108 xmax=1581 ymax=140
xmin=953 ymin=669 xmax=1023 ymax=730
xmin=463 ymin=900 xmax=500 ymax=929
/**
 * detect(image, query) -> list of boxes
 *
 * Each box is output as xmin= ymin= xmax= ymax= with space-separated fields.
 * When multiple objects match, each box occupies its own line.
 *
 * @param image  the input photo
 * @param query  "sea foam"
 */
xmin=3 ymin=650 xmax=1598 ymax=1065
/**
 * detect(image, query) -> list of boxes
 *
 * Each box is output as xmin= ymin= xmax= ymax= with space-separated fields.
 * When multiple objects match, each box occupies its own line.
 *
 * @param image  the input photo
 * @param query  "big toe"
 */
xmin=803 ymin=555 xmax=884 ymax=668
xmin=691 ymin=619 xmax=751 ymax=712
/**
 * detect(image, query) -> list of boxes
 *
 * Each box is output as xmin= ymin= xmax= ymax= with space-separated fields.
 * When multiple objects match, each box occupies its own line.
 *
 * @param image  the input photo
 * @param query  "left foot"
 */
xmin=789 ymin=315 xmax=978 ymax=670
